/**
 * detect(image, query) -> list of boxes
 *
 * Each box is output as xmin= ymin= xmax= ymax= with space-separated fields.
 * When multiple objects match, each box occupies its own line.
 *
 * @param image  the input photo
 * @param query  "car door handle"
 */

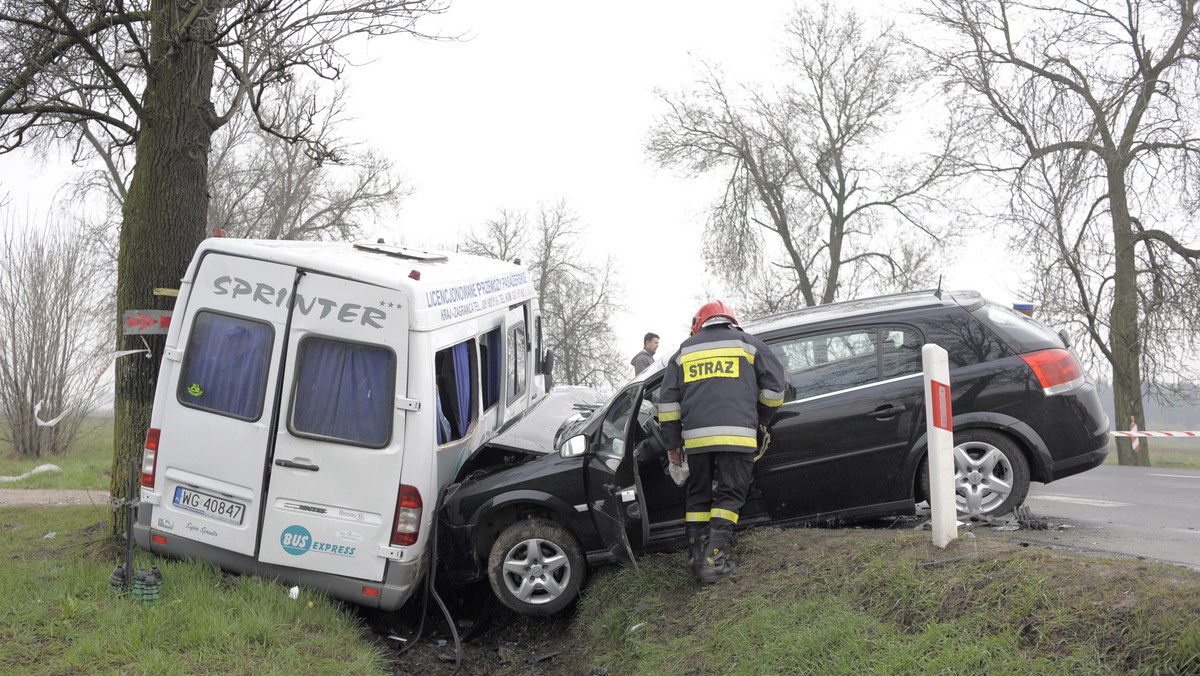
xmin=275 ymin=459 xmax=320 ymax=471
xmin=869 ymin=404 xmax=905 ymax=419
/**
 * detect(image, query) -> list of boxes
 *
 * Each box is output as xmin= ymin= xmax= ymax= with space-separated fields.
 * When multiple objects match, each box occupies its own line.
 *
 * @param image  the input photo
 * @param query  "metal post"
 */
xmin=922 ymin=344 xmax=957 ymax=548
xmin=125 ymin=456 xmax=136 ymax=590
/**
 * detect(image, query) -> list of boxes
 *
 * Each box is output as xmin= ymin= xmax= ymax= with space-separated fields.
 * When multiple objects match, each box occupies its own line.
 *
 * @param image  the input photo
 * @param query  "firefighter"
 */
xmin=659 ymin=300 xmax=786 ymax=583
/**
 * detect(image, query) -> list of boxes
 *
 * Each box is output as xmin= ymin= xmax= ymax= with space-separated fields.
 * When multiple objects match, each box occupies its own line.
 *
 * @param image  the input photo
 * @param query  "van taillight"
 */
xmin=1020 ymin=349 xmax=1085 ymax=395
xmin=141 ymin=428 xmax=160 ymax=488
xmin=391 ymin=484 xmax=423 ymax=547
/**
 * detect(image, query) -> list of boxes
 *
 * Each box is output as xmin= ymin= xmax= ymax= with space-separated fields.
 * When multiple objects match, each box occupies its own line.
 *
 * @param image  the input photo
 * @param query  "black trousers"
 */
xmin=684 ymin=451 xmax=754 ymax=525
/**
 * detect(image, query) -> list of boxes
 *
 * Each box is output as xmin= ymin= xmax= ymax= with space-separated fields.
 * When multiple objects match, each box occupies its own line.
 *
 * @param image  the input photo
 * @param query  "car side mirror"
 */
xmin=560 ymin=434 xmax=588 ymax=458
xmin=1057 ymin=329 xmax=1071 ymax=348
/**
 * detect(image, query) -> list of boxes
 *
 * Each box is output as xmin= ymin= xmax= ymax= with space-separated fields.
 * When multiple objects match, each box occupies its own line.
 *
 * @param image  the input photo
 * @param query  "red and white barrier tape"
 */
xmin=1109 ymin=430 xmax=1200 ymax=438
xmin=33 ymin=340 xmax=151 ymax=427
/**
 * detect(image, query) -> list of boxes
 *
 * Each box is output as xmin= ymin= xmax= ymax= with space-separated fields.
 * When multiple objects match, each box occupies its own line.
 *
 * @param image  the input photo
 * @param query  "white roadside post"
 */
xmin=922 ymin=343 xmax=957 ymax=548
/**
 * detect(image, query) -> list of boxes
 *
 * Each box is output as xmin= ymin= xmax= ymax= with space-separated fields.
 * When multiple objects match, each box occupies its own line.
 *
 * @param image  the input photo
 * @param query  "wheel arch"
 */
xmin=904 ymin=411 xmax=1053 ymax=501
xmin=467 ymin=490 xmax=585 ymax=567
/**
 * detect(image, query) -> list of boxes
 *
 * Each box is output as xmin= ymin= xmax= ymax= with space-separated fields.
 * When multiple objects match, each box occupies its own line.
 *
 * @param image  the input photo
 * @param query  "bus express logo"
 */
xmin=281 ymin=525 xmax=357 ymax=558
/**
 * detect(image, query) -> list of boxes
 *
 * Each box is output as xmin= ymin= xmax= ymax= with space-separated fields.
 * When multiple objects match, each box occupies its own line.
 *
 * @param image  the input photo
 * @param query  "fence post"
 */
xmin=922 ymin=344 xmax=957 ymax=548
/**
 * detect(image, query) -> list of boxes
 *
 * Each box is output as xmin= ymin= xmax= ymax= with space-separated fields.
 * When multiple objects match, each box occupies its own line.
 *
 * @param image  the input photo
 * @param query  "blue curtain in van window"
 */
xmin=181 ymin=314 xmax=272 ymax=420
xmin=436 ymin=387 xmax=451 ymax=444
xmin=453 ymin=342 xmax=470 ymax=435
xmin=292 ymin=339 xmax=394 ymax=446
xmin=484 ymin=328 xmax=501 ymax=408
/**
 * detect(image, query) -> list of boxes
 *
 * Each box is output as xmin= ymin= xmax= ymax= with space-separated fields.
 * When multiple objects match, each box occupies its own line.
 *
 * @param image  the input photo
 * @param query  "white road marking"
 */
xmin=1029 ymin=495 xmax=1131 ymax=507
xmin=1148 ymin=473 xmax=1200 ymax=480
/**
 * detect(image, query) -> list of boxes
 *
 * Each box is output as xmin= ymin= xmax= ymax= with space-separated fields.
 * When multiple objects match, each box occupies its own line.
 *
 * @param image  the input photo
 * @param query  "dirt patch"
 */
xmin=0 ymin=488 xmax=111 ymax=507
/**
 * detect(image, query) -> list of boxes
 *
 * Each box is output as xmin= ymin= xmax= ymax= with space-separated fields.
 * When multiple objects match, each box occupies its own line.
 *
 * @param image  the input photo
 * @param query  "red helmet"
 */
xmin=690 ymin=300 xmax=738 ymax=335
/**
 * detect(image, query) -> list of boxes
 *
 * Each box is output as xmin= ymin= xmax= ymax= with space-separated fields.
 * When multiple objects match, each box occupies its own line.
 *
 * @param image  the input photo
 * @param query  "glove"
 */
xmin=754 ymin=425 xmax=771 ymax=462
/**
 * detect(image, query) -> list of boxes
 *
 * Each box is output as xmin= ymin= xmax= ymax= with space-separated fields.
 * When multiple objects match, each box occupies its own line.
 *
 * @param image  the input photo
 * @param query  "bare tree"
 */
xmin=460 ymin=208 xmax=529 ymax=262
xmin=917 ymin=0 xmax=1200 ymax=466
xmin=0 ymin=0 xmax=445 ymax=533
xmin=646 ymin=2 xmax=966 ymax=311
xmin=208 ymin=82 xmax=410 ymax=240
xmin=0 ymin=214 xmax=108 ymax=458
xmin=462 ymin=201 xmax=626 ymax=392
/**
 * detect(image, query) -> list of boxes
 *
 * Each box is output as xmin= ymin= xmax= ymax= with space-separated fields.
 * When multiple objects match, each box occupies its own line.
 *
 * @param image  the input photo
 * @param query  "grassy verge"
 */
xmin=0 ymin=418 xmax=114 ymax=489
xmin=562 ymin=528 xmax=1200 ymax=675
xmin=0 ymin=506 xmax=390 ymax=675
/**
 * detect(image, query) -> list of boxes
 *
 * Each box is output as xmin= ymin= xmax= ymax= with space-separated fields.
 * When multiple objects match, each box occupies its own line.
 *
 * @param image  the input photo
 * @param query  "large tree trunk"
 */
xmin=109 ymin=2 xmax=217 ymax=537
xmin=1107 ymin=166 xmax=1151 ymax=467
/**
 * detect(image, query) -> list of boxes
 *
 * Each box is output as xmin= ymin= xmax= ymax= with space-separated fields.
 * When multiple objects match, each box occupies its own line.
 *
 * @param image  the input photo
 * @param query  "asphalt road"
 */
xmin=1013 ymin=464 xmax=1200 ymax=571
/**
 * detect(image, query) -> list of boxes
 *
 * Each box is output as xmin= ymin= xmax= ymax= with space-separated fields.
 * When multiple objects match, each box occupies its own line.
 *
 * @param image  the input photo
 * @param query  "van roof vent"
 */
xmin=354 ymin=243 xmax=449 ymax=262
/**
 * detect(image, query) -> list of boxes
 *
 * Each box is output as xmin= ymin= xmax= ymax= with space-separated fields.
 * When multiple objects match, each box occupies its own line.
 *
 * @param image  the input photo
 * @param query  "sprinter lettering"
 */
xmin=212 ymin=276 xmax=388 ymax=328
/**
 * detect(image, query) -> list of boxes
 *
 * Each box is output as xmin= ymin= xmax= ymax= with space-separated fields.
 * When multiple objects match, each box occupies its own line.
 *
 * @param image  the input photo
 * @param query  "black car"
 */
xmin=436 ymin=290 xmax=1110 ymax=616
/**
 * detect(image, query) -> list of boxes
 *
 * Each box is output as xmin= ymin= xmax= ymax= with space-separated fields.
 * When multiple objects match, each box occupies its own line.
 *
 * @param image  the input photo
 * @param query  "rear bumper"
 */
xmin=134 ymin=502 xmax=422 ymax=611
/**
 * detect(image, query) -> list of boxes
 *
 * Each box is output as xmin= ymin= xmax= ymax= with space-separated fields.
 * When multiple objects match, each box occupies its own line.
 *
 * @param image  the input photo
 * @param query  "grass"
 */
xmin=3 ymin=421 xmax=1200 ymax=674
xmin=562 ymin=528 xmax=1200 ymax=675
xmin=0 ymin=418 xmax=115 ymax=489
xmin=0 ymin=506 xmax=391 ymax=675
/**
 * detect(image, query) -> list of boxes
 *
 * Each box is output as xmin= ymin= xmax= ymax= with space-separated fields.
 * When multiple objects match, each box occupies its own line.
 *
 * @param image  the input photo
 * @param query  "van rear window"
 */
xmin=178 ymin=312 xmax=273 ymax=420
xmin=290 ymin=338 xmax=396 ymax=447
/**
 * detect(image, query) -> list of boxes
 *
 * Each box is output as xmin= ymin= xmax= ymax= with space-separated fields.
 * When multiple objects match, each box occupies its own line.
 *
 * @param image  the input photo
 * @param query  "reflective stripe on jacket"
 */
xmin=658 ymin=323 xmax=786 ymax=454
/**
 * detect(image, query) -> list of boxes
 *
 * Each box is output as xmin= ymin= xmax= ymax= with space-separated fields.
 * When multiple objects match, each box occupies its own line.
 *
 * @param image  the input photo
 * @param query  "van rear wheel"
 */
xmin=487 ymin=519 xmax=585 ymax=616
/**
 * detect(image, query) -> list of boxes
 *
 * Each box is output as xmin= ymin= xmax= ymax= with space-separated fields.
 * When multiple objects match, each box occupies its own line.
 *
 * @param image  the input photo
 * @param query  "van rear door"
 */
xmin=256 ymin=272 xmax=409 ymax=581
xmin=155 ymin=253 xmax=296 ymax=557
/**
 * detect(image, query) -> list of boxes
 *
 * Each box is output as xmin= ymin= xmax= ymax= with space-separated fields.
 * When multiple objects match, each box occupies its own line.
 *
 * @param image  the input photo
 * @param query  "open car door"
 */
xmin=581 ymin=385 xmax=647 ymax=572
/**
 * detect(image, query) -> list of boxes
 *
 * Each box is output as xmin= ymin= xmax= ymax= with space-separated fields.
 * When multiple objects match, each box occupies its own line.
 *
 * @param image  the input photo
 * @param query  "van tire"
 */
xmin=487 ymin=518 xmax=585 ymax=616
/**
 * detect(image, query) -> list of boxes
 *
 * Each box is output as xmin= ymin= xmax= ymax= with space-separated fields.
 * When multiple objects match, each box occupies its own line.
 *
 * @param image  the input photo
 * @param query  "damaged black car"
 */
xmin=436 ymin=290 xmax=1111 ymax=616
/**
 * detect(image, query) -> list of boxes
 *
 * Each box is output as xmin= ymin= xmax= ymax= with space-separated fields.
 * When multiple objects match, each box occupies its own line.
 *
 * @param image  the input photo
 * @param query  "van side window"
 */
xmin=436 ymin=340 xmax=477 ymax=444
xmin=290 ymin=338 xmax=395 ymax=447
xmin=480 ymin=327 xmax=502 ymax=410
xmin=177 ymin=312 xmax=273 ymax=421
xmin=507 ymin=322 xmax=527 ymax=401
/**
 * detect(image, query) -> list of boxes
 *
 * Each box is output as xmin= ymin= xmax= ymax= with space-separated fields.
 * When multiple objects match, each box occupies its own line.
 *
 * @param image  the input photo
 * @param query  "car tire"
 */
xmin=487 ymin=518 xmax=585 ymax=617
xmin=918 ymin=429 xmax=1031 ymax=518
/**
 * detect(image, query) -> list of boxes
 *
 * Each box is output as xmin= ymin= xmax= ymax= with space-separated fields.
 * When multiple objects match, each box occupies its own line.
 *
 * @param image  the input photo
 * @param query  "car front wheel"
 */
xmin=487 ymin=518 xmax=585 ymax=616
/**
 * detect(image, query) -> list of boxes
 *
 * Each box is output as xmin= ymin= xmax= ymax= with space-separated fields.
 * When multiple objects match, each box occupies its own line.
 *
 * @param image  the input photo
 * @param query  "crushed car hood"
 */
xmin=485 ymin=386 xmax=603 ymax=455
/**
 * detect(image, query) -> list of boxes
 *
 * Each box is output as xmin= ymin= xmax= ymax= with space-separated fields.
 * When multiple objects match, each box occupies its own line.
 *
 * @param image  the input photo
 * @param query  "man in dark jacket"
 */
xmin=630 ymin=332 xmax=659 ymax=375
xmin=659 ymin=301 xmax=785 ymax=583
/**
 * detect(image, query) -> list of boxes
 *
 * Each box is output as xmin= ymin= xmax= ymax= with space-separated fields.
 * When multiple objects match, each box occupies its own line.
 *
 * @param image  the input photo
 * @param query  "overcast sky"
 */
xmin=0 ymin=0 xmax=1020 ymax=374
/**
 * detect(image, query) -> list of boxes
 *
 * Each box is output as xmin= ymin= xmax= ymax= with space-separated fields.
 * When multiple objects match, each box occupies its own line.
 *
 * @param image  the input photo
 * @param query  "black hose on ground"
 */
xmin=394 ymin=484 xmax=461 ymax=675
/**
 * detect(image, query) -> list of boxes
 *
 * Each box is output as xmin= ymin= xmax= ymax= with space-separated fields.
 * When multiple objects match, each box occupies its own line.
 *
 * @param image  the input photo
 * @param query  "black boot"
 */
xmin=696 ymin=524 xmax=737 ymax=584
xmin=686 ymin=524 xmax=707 ymax=581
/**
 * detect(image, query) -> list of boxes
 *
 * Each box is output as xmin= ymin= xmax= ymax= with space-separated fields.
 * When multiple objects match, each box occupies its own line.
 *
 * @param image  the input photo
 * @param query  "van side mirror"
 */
xmin=560 ymin=434 xmax=587 ymax=458
xmin=542 ymin=348 xmax=555 ymax=394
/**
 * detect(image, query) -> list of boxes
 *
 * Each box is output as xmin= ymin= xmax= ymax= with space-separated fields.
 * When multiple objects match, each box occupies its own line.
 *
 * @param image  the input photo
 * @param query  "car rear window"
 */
xmin=972 ymin=302 xmax=1064 ymax=353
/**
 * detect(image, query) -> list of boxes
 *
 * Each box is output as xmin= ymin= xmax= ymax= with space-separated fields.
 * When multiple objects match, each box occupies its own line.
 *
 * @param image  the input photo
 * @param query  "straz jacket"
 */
xmin=658 ymin=323 xmax=786 ymax=455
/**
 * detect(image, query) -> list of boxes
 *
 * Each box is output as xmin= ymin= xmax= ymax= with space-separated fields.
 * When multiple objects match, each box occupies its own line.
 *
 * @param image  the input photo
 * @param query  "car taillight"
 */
xmin=391 ymin=484 xmax=423 ymax=547
xmin=141 ymin=428 xmax=160 ymax=488
xmin=1020 ymin=349 xmax=1085 ymax=396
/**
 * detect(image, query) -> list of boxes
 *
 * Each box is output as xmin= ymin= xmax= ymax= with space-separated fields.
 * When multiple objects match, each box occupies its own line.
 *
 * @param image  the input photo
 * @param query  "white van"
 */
xmin=133 ymin=238 xmax=549 ymax=610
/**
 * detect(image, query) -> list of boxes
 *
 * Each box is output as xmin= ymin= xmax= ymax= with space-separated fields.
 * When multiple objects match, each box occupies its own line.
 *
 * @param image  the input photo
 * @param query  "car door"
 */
xmin=755 ymin=325 xmax=925 ymax=521
xmin=257 ymin=272 xmax=409 ymax=582
xmin=582 ymin=385 xmax=647 ymax=571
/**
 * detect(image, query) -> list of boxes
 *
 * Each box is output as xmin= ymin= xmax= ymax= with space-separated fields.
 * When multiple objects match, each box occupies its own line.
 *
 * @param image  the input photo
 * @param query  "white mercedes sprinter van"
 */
xmin=133 ymin=238 xmax=548 ymax=610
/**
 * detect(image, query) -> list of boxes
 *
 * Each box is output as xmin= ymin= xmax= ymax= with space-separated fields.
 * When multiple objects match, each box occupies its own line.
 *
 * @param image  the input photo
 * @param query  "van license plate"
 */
xmin=173 ymin=486 xmax=245 ymax=525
